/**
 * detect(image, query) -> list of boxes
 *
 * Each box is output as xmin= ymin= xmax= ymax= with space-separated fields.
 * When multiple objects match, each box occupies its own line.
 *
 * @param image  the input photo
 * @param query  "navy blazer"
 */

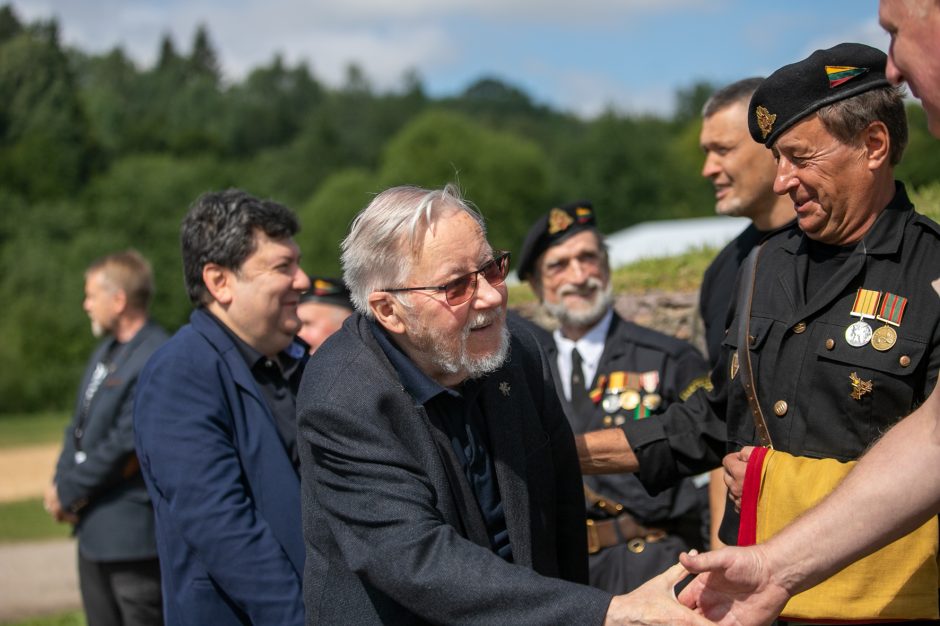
xmin=55 ymin=321 xmax=168 ymax=561
xmin=135 ymin=308 xmax=305 ymax=626
xmin=298 ymin=313 xmax=612 ymax=625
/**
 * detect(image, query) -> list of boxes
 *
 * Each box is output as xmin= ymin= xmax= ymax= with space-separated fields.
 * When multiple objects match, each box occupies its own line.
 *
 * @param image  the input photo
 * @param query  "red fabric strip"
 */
xmin=737 ymin=446 xmax=770 ymax=546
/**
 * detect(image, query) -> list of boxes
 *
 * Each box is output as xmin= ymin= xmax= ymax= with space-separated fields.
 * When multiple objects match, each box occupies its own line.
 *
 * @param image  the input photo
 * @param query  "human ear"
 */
xmin=202 ymin=263 xmax=233 ymax=305
xmin=368 ymin=292 xmax=406 ymax=335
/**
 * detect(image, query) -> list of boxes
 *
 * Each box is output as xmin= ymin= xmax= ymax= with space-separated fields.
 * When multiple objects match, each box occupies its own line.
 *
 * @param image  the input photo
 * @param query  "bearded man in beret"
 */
xmin=515 ymin=201 xmax=712 ymax=595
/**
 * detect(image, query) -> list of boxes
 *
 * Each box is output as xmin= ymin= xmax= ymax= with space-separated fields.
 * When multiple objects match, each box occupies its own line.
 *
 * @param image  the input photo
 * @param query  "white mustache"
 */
xmin=557 ymin=277 xmax=604 ymax=297
xmin=469 ymin=308 xmax=503 ymax=330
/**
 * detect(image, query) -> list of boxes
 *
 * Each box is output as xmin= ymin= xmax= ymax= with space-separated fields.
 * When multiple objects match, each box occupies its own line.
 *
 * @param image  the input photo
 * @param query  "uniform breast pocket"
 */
xmin=809 ymin=320 xmax=926 ymax=457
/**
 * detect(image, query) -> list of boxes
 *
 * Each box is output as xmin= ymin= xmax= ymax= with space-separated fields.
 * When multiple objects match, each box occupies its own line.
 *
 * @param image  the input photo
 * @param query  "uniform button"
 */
xmin=748 ymin=335 xmax=757 ymax=347
xmin=825 ymin=338 xmax=835 ymax=350
xmin=793 ymin=321 xmax=807 ymax=334
xmin=900 ymin=355 xmax=912 ymax=368
xmin=773 ymin=400 xmax=788 ymax=416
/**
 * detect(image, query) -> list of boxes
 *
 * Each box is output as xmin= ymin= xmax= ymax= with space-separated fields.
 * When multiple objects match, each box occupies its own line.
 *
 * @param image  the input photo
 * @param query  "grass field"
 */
xmin=0 ymin=412 xmax=68 ymax=449
xmin=0 ymin=612 xmax=86 ymax=626
xmin=0 ymin=498 xmax=73 ymax=544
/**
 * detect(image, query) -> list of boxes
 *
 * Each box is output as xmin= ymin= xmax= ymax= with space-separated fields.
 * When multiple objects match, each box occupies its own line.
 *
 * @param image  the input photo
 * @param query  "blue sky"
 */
xmin=12 ymin=0 xmax=887 ymax=117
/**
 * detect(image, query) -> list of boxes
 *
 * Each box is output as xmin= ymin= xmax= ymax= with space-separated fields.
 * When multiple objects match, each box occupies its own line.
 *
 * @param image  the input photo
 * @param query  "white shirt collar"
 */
xmin=553 ymin=308 xmax=613 ymax=401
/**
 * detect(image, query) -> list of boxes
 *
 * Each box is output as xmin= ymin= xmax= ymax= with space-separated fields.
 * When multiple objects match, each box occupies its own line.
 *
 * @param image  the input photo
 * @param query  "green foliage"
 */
xmin=0 ymin=19 xmax=98 ymax=199
xmin=377 ymin=109 xmax=553 ymax=256
xmin=295 ymin=168 xmax=379 ymax=275
xmin=0 ymin=411 xmax=69 ymax=448
xmin=1 ymin=611 xmax=86 ymax=626
xmin=2 ymin=5 xmax=940 ymax=411
xmin=0 ymin=498 xmax=74 ymax=543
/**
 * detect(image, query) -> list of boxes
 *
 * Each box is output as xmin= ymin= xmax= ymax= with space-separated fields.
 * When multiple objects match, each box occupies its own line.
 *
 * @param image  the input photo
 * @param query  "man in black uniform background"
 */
xmin=698 ymin=77 xmax=795 ymax=368
xmin=516 ymin=201 xmax=712 ymax=593
xmin=698 ymin=77 xmax=797 ymax=549
xmin=576 ymin=43 xmax=940 ymax=552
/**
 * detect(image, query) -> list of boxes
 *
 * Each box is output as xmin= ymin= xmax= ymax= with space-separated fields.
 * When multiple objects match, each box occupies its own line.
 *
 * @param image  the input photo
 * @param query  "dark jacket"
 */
xmin=55 ymin=320 xmax=168 ymax=561
xmin=622 ymin=183 xmax=940 ymax=542
xmin=134 ymin=308 xmax=305 ymax=626
xmin=298 ymin=313 xmax=612 ymax=625
xmin=523 ymin=313 xmax=710 ymax=592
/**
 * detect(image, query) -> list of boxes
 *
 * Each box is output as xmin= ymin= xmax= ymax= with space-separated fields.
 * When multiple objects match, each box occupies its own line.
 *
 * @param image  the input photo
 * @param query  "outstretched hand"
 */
xmin=604 ymin=559 xmax=716 ymax=626
xmin=678 ymin=547 xmax=790 ymax=626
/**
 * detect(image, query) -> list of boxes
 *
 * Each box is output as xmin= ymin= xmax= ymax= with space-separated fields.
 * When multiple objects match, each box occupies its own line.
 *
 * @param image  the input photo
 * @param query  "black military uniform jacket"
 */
xmin=623 ymin=183 xmax=940 ymax=542
xmin=527 ymin=311 xmax=711 ymax=592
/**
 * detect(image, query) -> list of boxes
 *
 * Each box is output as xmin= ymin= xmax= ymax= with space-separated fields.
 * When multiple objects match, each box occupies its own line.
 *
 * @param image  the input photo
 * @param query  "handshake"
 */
xmin=601 ymin=547 xmax=787 ymax=626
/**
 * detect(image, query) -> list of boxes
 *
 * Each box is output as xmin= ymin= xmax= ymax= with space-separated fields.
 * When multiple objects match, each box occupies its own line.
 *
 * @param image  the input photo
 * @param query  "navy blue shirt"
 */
xmin=370 ymin=321 xmax=512 ymax=561
xmin=207 ymin=311 xmax=306 ymax=469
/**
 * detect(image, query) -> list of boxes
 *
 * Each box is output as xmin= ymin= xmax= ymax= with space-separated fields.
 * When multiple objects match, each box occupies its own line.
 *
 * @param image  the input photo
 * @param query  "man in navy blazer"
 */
xmin=135 ymin=190 xmax=311 ymax=625
xmin=47 ymin=249 xmax=168 ymax=625
xmin=297 ymin=184 xmax=711 ymax=625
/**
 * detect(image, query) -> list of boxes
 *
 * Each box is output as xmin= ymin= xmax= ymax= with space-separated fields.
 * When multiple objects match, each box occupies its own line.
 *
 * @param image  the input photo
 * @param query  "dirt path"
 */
xmin=0 ymin=538 xmax=80 ymax=622
xmin=0 ymin=445 xmax=82 ymax=621
xmin=0 ymin=443 xmax=59 ymax=503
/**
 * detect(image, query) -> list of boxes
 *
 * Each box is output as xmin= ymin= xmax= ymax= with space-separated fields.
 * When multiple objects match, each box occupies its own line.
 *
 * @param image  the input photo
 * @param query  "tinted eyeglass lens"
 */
xmin=483 ymin=254 xmax=509 ymax=286
xmin=445 ymin=275 xmax=475 ymax=305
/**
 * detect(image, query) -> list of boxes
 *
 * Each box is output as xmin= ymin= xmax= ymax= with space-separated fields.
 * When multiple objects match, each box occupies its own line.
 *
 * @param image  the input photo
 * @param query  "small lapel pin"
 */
xmin=499 ymin=381 xmax=511 ymax=397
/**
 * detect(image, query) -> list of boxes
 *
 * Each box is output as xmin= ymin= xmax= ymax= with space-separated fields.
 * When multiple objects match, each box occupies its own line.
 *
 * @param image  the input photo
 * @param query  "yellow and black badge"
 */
xmin=547 ymin=208 xmax=574 ymax=235
xmin=755 ymin=106 xmax=776 ymax=139
xmin=849 ymin=371 xmax=873 ymax=400
xmin=872 ymin=292 xmax=907 ymax=352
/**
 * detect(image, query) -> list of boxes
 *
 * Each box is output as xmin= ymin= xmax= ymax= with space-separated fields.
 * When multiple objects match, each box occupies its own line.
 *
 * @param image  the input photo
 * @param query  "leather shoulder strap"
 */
xmin=737 ymin=244 xmax=774 ymax=449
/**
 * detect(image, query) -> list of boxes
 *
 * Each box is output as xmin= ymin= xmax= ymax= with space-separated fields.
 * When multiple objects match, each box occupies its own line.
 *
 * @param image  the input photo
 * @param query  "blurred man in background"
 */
xmin=516 ymin=201 xmax=712 ymax=594
xmin=698 ymin=77 xmax=796 ymax=549
xmin=46 ymin=249 xmax=168 ymax=626
xmin=296 ymin=276 xmax=353 ymax=354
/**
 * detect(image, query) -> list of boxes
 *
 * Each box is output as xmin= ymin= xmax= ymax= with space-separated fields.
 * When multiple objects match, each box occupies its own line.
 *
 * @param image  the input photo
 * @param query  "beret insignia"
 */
xmin=575 ymin=206 xmax=593 ymax=222
xmin=547 ymin=208 xmax=575 ymax=235
xmin=825 ymin=65 xmax=869 ymax=88
xmin=755 ymin=105 xmax=776 ymax=139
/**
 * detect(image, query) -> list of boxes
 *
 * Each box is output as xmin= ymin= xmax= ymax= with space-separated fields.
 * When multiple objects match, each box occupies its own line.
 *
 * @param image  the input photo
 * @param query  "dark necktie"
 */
xmin=569 ymin=348 xmax=594 ymax=417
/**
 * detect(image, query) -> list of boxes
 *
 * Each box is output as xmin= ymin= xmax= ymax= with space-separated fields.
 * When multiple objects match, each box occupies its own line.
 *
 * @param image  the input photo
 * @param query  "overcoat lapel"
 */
xmin=481 ymin=366 xmax=533 ymax=568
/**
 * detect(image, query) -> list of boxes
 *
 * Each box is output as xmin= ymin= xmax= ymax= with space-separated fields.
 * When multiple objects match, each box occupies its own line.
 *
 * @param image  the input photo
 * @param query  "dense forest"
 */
xmin=2 ymin=4 xmax=940 ymax=412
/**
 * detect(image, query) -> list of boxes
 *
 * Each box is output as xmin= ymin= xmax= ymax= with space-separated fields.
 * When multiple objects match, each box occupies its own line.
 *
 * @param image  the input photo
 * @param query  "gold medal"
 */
xmin=872 ymin=292 xmax=907 ymax=352
xmin=642 ymin=393 xmax=662 ymax=410
xmin=871 ymin=325 xmax=897 ymax=352
xmin=620 ymin=389 xmax=640 ymax=410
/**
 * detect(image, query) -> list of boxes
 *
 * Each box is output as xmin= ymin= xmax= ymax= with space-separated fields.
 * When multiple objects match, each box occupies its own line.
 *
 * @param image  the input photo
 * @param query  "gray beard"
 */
xmin=412 ymin=309 xmax=511 ymax=381
xmin=543 ymin=281 xmax=613 ymax=330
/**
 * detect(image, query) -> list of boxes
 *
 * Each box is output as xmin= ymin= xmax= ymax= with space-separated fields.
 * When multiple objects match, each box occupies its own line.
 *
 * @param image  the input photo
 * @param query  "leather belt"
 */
xmin=586 ymin=514 xmax=667 ymax=555
xmin=583 ymin=482 xmax=668 ymax=554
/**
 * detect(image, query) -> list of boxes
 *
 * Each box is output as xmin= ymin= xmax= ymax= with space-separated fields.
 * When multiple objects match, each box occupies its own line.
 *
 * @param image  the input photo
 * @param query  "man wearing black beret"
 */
xmin=296 ymin=276 xmax=353 ymax=354
xmin=517 ymin=201 xmax=712 ymax=594
xmin=577 ymin=42 xmax=940 ymax=619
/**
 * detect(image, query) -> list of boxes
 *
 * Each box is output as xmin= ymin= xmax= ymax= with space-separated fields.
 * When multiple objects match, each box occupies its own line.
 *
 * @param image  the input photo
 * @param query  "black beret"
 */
xmin=517 ymin=201 xmax=597 ymax=280
xmin=300 ymin=276 xmax=353 ymax=309
xmin=749 ymin=42 xmax=889 ymax=146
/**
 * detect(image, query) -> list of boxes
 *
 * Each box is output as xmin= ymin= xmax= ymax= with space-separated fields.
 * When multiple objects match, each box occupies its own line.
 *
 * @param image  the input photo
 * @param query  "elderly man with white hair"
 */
xmin=296 ymin=184 xmax=713 ymax=625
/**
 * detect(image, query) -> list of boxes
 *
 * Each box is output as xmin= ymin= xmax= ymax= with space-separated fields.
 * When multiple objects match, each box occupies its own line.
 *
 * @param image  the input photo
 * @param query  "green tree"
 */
xmin=377 ymin=109 xmax=553 ymax=255
xmin=295 ymin=168 xmax=379 ymax=274
xmin=0 ymin=18 xmax=98 ymax=199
